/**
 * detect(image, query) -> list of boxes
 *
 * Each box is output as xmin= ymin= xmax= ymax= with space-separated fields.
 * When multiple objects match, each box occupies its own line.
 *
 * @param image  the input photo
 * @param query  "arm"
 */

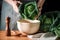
xmin=35 ymin=0 xmax=45 ymax=19
xmin=38 ymin=0 xmax=45 ymax=16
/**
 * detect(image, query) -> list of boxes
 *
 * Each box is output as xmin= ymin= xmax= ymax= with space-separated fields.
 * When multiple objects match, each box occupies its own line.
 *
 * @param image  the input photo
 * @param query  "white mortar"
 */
xmin=17 ymin=19 xmax=40 ymax=34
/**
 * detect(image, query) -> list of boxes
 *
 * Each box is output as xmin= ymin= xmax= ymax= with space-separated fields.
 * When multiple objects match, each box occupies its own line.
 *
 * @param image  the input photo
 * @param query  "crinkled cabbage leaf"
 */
xmin=19 ymin=1 xmax=38 ymax=20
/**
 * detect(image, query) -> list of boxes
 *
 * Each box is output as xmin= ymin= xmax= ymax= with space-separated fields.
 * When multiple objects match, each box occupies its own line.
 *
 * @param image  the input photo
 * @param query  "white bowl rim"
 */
xmin=17 ymin=19 xmax=40 ymax=23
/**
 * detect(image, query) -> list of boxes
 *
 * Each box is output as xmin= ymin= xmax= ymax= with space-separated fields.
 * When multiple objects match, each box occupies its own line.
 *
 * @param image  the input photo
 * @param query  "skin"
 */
xmin=35 ymin=0 xmax=45 ymax=19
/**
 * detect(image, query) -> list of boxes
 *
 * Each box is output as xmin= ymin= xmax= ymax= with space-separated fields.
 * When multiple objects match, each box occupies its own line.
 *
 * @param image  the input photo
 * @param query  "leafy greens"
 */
xmin=39 ymin=11 xmax=60 ymax=37
xmin=19 ymin=1 xmax=38 ymax=20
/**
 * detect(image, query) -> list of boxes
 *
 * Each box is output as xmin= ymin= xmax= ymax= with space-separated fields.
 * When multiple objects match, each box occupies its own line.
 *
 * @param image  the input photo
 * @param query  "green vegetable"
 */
xmin=19 ymin=1 xmax=38 ymax=20
xmin=54 ymin=28 xmax=60 ymax=37
xmin=39 ymin=11 xmax=60 ymax=37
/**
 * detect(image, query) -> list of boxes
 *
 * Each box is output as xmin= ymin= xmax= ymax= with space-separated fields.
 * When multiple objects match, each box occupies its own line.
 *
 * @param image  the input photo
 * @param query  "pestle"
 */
xmin=6 ymin=17 xmax=11 ymax=36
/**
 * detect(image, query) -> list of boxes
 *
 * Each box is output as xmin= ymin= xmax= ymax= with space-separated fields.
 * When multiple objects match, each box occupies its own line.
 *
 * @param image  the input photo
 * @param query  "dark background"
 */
xmin=41 ymin=0 xmax=60 ymax=14
xmin=0 ymin=0 xmax=3 ymax=27
xmin=0 ymin=0 xmax=3 ymax=16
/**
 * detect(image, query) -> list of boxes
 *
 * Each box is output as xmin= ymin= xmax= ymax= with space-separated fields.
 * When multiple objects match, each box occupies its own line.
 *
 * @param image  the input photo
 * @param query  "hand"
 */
xmin=17 ymin=1 xmax=22 ymax=4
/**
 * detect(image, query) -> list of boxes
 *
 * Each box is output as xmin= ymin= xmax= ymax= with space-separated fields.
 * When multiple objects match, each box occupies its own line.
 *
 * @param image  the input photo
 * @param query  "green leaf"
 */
xmin=38 ymin=11 xmax=60 ymax=33
xmin=19 ymin=1 xmax=38 ymax=20
xmin=54 ymin=28 xmax=60 ymax=37
xmin=22 ymin=13 xmax=27 ymax=19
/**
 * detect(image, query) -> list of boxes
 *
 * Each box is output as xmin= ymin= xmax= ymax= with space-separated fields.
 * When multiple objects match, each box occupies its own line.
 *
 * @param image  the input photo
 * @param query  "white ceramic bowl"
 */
xmin=17 ymin=19 xmax=40 ymax=34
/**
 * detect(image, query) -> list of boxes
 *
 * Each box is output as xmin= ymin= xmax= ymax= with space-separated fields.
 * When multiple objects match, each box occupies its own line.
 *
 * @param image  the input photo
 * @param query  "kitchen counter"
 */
xmin=0 ymin=31 xmax=60 ymax=40
xmin=0 ymin=31 xmax=31 ymax=40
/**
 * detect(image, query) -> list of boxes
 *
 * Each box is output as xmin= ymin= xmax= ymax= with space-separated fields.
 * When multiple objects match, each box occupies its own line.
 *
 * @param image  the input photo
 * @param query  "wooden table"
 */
xmin=0 ymin=31 xmax=60 ymax=40
xmin=0 ymin=31 xmax=31 ymax=40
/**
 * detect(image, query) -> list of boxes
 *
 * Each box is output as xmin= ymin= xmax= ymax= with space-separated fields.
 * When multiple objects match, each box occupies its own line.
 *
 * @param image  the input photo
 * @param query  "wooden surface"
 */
xmin=0 ymin=31 xmax=31 ymax=40
xmin=0 ymin=31 xmax=60 ymax=40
